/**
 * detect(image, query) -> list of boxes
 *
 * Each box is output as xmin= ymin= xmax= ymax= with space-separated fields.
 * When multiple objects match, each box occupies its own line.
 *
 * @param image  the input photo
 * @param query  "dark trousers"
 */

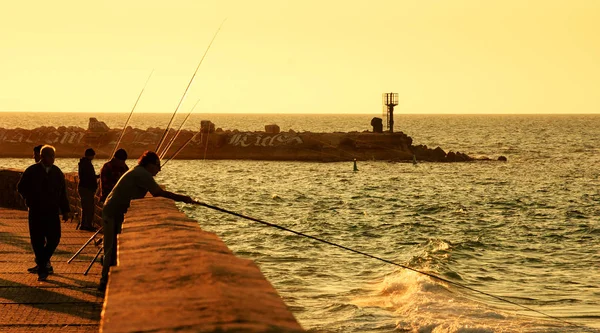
xmin=100 ymin=212 xmax=124 ymax=284
xmin=78 ymin=186 xmax=96 ymax=228
xmin=28 ymin=212 xmax=61 ymax=273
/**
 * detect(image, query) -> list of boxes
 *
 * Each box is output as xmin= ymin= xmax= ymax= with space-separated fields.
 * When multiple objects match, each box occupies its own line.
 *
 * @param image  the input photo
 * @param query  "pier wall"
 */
xmin=0 ymin=168 xmax=304 ymax=332
xmin=0 ymin=169 xmax=27 ymax=210
xmin=101 ymin=197 xmax=304 ymax=332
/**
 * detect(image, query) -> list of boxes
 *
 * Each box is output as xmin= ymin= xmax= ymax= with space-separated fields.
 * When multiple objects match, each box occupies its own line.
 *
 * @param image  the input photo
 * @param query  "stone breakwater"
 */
xmin=0 ymin=118 xmax=477 ymax=162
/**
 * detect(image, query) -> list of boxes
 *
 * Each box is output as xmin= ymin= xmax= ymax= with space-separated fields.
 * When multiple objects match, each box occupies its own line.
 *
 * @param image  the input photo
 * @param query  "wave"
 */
xmin=354 ymin=270 xmax=586 ymax=333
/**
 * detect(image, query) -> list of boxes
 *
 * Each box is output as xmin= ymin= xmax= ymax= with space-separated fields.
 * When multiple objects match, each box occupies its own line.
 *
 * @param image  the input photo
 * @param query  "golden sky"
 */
xmin=0 ymin=0 xmax=598 ymax=114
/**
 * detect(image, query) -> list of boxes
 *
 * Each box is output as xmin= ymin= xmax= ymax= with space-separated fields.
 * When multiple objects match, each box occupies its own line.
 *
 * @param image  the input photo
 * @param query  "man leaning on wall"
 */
xmin=98 ymin=151 xmax=193 ymax=292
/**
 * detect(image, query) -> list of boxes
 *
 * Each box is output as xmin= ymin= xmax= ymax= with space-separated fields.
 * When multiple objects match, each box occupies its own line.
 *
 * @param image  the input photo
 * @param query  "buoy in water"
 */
xmin=353 ymin=159 xmax=358 ymax=172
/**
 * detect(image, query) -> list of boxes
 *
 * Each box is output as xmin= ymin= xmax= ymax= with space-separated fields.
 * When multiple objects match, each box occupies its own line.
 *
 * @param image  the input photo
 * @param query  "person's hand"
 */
xmin=62 ymin=212 xmax=71 ymax=222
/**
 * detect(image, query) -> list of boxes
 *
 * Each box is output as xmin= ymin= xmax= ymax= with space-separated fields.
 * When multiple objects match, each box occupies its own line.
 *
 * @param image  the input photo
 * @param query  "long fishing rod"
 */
xmin=190 ymin=199 xmax=589 ymax=331
xmin=69 ymin=71 xmax=154 ymax=258
xmin=159 ymin=98 xmax=201 ymax=160
xmin=160 ymin=129 xmax=201 ymax=168
xmin=111 ymin=70 xmax=154 ymax=158
xmin=159 ymin=119 xmax=216 ymax=166
xmin=156 ymin=20 xmax=226 ymax=155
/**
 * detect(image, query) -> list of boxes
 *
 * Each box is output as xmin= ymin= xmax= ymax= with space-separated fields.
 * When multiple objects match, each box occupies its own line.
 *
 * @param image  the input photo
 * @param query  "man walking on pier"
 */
xmin=78 ymin=148 xmax=98 ymax=231
xmin=18 ymin=145 xmax=71 ymax=281
xmin=98 ymin=151 xmax=193 ymax=292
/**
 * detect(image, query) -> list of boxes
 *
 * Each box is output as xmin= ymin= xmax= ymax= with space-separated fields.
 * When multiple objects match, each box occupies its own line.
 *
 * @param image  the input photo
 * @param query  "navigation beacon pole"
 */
xmin=382 ymin=92 xmax=398 ymax=133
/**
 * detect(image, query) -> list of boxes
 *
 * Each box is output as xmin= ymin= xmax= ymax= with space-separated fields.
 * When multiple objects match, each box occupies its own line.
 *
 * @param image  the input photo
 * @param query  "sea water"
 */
xmin=1 ymin=113 xmax=599 ymax=332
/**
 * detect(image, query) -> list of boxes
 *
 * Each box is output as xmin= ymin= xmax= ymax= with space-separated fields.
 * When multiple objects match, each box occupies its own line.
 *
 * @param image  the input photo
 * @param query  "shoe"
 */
xmin=79 ymin=225 xmax=98 ymax=232
xmin=98 ymin=281 xmax=107 ymax=292
xmin=38 ymin=270 xmax=49 ymax=282
xmin=28 ymin=260 xmax=53 ymax=274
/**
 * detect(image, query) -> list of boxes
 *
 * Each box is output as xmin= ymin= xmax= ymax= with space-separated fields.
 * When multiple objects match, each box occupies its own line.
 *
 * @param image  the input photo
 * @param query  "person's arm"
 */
xmin=58 ymin=172 xmax=71 ymax=221
xmin=140 ymin=168 xmax=193 ymax=203
xmin=149 ymin=187 xmax=194 ymax=203
xmin=16 ymin=167 xmax=31 ymax=200
xmin=99 ymin=165 xmax=111 ymax=201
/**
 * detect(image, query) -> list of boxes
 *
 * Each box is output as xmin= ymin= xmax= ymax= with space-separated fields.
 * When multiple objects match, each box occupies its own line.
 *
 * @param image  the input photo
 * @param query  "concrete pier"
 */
xmin=0 ymin=168 xmax=304 ymax=332
xmin=0 ymin=207 xmax=103 ymax=332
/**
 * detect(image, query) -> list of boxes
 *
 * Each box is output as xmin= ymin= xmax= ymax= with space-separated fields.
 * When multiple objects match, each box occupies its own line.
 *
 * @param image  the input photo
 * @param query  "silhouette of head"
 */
xmin=85 ymin=148 xmax=96 ymax=160
xmin=40 ymin=145 xmax=56 ymax=167
xmin=114 ymin=148 xmax=128 ymax=161
xmin=33 ymin=145 xmax=43 ymax=163
xmin=138 ymin=151 xmax=161 ymax=176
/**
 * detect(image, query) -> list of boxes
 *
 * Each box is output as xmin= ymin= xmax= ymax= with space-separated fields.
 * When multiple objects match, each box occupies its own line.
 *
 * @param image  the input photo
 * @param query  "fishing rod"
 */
xmin=69 ymin=70 xmax=154 ymax=263
xmin=160 ymin=129 xmax=202 ymax=168
xmin=159 ymin=98 xmax=201 ymax=160
xmin=160 ymin=120 xmax=216 ymax=166
xmin=111 ymin=70 xmax=154 ymax=158
xmin=156 ymin=20 xmax=226 ymax=155
xmin=190 ymin=199 xmax=590 ymax=331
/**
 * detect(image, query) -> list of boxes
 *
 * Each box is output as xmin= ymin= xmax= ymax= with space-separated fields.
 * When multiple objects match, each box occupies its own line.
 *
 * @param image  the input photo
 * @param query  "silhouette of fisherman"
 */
xmin=17 ymin=145 xmax=71 ymax=281
xmin=78 ymin=148 xmax=98 ymax=231
xmin=99 ymin=148 xmax=129 ymax=203
xmin=33 ymin=144 xmax=43 ymax=163
xmin=98 ymin=151 xmax=193 ymax=292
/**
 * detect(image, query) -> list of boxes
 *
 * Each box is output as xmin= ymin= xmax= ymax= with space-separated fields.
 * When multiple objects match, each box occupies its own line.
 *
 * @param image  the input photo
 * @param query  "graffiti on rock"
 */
xmin=228 ymin=133 xmax=303 ymax=147
xmin=0 ymin=130 xmax=86 ymax=145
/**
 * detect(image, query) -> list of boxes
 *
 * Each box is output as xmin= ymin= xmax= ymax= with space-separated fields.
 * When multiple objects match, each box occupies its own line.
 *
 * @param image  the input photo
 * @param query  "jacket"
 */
xmin=78 ymin=157 xmax=98 ymax=191
xmin=100 ymin=159 xmax=129 ymax=202
xmin=17 ymin=163 xmax=70 ymax=215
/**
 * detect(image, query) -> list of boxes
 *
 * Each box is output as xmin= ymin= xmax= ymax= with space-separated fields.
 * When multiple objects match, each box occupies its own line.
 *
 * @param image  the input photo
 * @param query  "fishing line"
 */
xmin=156 ymin=19 xmax=226 ymax=155
xmin=190 ymin=199 xmax=590 ymax=331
